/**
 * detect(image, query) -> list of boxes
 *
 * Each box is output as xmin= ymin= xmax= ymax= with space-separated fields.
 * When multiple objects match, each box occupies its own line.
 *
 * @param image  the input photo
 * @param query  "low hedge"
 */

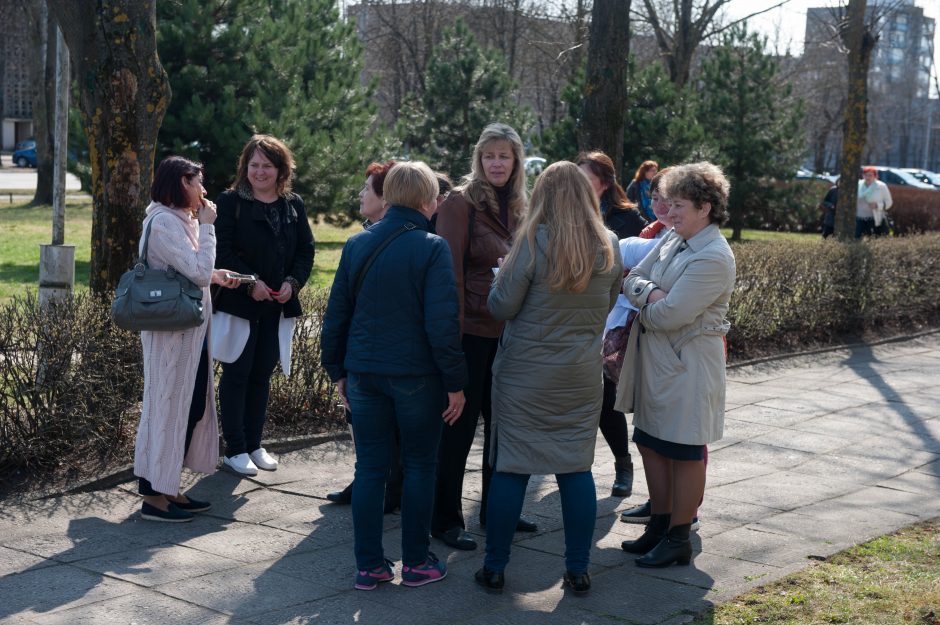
xmin=2 ymin=234 xmax=939 ymax=481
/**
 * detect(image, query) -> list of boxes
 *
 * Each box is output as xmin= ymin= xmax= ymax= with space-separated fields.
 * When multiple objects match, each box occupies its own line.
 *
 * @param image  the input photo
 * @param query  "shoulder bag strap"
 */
xmin=353 ymin=222 xmax=417 ymax=299
xmin=138 ymin=217 xmax=156 ymax=267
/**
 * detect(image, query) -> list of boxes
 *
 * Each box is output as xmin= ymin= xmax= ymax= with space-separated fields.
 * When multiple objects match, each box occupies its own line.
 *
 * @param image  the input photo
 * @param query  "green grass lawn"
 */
xmin=692 ymin=519 xmax=940 ymax=625
xmin=1 ymin=198 xmax=820 ymax=301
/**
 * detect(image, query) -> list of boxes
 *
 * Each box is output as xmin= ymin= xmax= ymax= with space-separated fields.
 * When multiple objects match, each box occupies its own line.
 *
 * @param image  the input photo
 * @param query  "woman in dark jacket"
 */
xmin=321 ymin=161 xmax=467 ymax=591
xmin=213 ymin=134 xmax=315 ymax=476
xmin=578 ymin=151 xmax=648 ymax=239
xmin=432 ymin=123 xmax=537 ymax=552
xmin=625 ymin=160 xmax=659 ymax=221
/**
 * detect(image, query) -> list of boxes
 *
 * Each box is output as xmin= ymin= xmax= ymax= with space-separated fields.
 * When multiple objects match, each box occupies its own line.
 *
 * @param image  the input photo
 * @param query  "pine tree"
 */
xmin=696 ymin=25 xmax=805 ymax=241
xmin=158 ymin=0 xmax=383 ymax=213
xmin=397 ymin=19 xmax=531 ymax=180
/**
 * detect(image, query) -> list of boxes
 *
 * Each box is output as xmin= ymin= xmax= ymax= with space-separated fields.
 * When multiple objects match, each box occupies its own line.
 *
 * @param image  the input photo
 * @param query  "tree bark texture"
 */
xmin=47 ymin=0 xmax=170 ymax=293
xmin=835 ymin=0 xmax=876 ymax=242
xmin=579 ymin=0 xmax=630 ymax=178
xmin=24 ymin=0 xmax=55 ymax=206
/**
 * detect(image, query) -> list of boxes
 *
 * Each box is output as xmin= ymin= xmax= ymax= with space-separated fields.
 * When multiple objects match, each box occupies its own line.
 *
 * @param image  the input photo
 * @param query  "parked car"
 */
xmin=870 ymin=166 xmax=935 ymax=190
xmin=15 ymin=139 xmax=36 ymax=151
xmin=796 ymin=168 xmax=838 ymax=183
xmin=524 ymin=156 xmax=546 ymax=177
xmin=901 ymin=168 xmax=940 ymax=189
xmin=12 ymin=146 xmax=37 ymax=168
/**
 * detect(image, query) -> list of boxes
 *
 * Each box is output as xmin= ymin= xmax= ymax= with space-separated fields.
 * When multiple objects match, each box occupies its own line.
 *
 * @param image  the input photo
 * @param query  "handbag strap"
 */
xmin=353 ymin=222 xmax=416 ymax=299
xmin=137 ymin=217 xmax=156 ymax=267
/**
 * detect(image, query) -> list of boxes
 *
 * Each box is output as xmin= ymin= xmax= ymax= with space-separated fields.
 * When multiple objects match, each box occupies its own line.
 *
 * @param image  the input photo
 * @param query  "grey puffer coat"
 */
xmin=487 ymin=226 xmax=623 ymax=475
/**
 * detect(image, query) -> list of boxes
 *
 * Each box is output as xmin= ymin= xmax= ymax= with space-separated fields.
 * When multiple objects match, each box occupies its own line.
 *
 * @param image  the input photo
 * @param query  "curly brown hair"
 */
xmin=230 ymin=134 xmax=296 ymax=197
xmin=661 ymin=162 xmax=730 ymax=225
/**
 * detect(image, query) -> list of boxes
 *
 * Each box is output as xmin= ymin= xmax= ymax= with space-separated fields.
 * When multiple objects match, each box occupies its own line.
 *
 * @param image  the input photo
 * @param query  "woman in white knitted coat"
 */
xmin=135 ymin=156 xmax=238 ymax=523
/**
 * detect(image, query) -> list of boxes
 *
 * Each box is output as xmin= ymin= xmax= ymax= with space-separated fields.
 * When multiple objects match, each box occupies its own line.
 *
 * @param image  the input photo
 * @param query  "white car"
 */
xmin=902 ymin=168 xmax=940 ymax=189
xmin=872 ymin=166 xmax=936 ymax=190
xmin=524 ymin=156 xmax=546 ymax=176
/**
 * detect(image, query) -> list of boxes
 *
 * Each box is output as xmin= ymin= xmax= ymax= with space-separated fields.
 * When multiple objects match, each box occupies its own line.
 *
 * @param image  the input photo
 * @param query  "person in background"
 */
xmin=625 ymin=160 xmax=659 ymax=221
xmin=856 ymin=167 xmax=892 ymax=239
xmin=820 ymin=184 xmax=838 ymax=239
xmin=321 ymin=160 xmax=467 ymax=591
xmin=213 ymin=134 xmax=315 ymax=476
xmin=578 ymin=151 xmax=648 ymax=239
xmin=474 ymin=161 xmax=622 ymax=595
xmin=617 ymin=162 xmax=735 ymax=568
xmin=432 ymin=123 xmax=537 ymax=552
xmin=135 ymin=156 xmax=240 ymax=522
xmin=326 ymin=161 xmax=402 ymax=512
xmin=576 ymin=151 xmax=646 ymax=499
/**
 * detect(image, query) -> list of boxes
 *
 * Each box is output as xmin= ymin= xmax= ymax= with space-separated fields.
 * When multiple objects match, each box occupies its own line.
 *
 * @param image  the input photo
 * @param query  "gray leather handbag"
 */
xmin=111 ymin=216 xmax=205 ymax=332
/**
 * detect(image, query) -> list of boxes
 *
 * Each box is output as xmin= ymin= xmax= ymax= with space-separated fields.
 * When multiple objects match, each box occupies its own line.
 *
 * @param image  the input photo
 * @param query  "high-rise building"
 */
xmin=0 ymin=3 xmax=34 ymax=151
xmin=803 ymin=0 xmax=938 ymax=171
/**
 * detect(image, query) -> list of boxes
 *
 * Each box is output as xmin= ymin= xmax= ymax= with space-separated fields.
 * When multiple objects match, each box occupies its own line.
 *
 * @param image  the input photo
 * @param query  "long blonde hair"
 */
xmin=456 ymin=123 xmax=527 ymax=220
xmin=502 ymin=161 xmax=615 ymax=293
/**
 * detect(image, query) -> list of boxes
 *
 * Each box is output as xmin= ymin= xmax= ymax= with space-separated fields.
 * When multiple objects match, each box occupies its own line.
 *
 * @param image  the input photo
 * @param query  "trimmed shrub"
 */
xmin=888 ymin=187 xmax=940 ymax=235
xmin=728 ymin=233 xmax=940 ymax=359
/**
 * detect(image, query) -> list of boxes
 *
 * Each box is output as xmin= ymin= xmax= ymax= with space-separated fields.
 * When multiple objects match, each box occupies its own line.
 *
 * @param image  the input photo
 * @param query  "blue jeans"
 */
xmin=348 ymin=372 xmax=445 ymax=570
xmin=484 ymin=471 xmax=596 ymax=574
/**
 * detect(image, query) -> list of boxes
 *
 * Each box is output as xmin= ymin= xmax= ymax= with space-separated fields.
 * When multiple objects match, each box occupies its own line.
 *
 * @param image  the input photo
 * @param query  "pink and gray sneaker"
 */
xmin=401 ymin=552 xmax=447 ymax=587
xmin=354 ymin=559 xmax=395 ymax=590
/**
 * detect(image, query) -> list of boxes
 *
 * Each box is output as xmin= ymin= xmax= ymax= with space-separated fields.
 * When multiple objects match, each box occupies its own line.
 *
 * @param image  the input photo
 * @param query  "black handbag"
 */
xmin=111 ymin=216 xmax=205 ymax=332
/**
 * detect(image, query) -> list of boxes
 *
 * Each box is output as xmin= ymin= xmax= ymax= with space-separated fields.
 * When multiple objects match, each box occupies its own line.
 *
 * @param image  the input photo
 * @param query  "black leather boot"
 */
xmin=611 ymin=456 xmax=634 ymax=497
xmin=621 ymin=513 xmax=670 ymax=554
xmin=326 ymin=481 xmax=353 ymax=505
xmin=474 ymin=567 xmax=505 ymax=593
xmin=563 ymin=570 xmax=591 ymax=595
xmin=636 ymin=523 xmax=693 ymax=568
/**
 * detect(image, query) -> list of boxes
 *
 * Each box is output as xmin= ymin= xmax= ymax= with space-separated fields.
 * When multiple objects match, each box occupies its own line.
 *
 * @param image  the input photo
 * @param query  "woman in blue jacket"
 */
xmin=321 ymin=161 xmax=468 ymax=591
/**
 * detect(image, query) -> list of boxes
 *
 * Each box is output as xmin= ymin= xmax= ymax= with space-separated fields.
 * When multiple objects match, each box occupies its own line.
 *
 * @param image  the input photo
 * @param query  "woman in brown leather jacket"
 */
xmin=431 ymin=123 xmax=537 ymax=551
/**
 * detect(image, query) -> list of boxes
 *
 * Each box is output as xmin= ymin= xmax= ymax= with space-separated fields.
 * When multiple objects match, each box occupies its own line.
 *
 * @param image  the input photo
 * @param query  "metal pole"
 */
xmin=52 ymin=24 xmax=68 ymax=246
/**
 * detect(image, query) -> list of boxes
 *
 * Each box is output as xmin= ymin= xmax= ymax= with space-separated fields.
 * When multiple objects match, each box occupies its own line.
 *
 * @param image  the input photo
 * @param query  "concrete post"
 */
xmin=38 ymin=244 xmax=75 ymax=309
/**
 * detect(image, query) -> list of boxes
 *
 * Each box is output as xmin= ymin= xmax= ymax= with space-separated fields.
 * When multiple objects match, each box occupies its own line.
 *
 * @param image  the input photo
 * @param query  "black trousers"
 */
xmin=599 ymin=376 xmax=630 ymax=459
xmin=219 ymin=311 xmax=281 ymax=457
xmin=139 ymin=340 xmax=210 ymax=496
xmin=432 ymin=333 xmax=498 ymax=532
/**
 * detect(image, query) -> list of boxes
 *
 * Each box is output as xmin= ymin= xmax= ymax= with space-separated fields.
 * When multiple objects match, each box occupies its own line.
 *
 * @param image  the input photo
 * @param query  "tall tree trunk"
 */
xmin=47 ymin=0 xmax=170 ymax=293
xmin=24 ymin=0 xmax=55 ymax=206
xmin=835 ymin=0 xmax=876 ymax=242
xmin=579 ymin=0 xmax=631 ymax=178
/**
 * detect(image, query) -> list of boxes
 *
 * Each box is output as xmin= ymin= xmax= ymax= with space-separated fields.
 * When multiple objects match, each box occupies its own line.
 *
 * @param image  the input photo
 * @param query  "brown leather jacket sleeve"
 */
xmin=434 ymin=193 xmax=472 ymax=334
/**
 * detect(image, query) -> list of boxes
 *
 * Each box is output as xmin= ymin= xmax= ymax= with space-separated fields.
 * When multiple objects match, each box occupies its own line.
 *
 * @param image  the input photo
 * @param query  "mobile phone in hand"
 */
xmin=225 ymin=272 xmax=256 ymax=284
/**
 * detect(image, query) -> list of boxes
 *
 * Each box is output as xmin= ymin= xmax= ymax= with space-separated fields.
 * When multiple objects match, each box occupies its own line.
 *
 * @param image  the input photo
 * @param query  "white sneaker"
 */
xmin=250 ymin=447 xmax=278 ymax=471
xmin=223 ymin=453 xmax=258 ymax=476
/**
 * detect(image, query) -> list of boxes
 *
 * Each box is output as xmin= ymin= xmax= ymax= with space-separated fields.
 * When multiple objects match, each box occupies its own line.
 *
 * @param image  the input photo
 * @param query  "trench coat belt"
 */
xmin=668 ymin=320 xmax=732 ymax=353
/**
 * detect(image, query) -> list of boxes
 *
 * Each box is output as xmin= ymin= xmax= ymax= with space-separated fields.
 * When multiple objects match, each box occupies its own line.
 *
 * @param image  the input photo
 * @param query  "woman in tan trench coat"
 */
xmin=616 ymin=162 xmax=736 ymax=567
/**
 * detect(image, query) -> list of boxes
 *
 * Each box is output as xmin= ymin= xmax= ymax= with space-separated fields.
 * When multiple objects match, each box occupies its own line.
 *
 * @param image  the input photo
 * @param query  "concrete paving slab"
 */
xmin=156 ymin=561 xmax=340 ymax=617
xmin=706 ymin=471 xmax=864 ymax=512
xmin=0 ymin=546 xmax=56 ymax=576
xmin=876 ymin=470 xmax=940 ymax=495
xmin=247 ymin=593 xmax=416 ymax=625
xmin=77 ymin=543 xmax=243 ymax=587
xmin=722 ymin=404 xmax=817 ymax=428
xmin=748 ymin=427 xmax=852 ymax=455
xmin=708 ymin=441 xmax=816 ymax=470
xmin=200 ymin=488 xmax=319 ymax=524
xmin=700 ymin=525 xmax=832 ymax=569
xmin=28 ymin=589 xmax=235 ymax=625
xmin=177 ymin=523 xmax=315 ymax=563
xmin=0 ymin=563 xmax=137 ymax=619
xmin=916 ymin=457 xmax=940 ymax=476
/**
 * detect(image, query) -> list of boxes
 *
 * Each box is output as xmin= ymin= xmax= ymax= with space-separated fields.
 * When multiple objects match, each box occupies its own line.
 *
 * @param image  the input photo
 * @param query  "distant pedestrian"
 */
xmin=820 ymin=184 xmax=837 ymax=239
xmin=626 ymin=160 xmax=659 ymax=221
xmin=856 ymin=167 xmax=892 ymax=239
xmin=578 ymin=151 xmax=648 ymax=239
xmin=474 ymin=161 xmax=622 ymax=595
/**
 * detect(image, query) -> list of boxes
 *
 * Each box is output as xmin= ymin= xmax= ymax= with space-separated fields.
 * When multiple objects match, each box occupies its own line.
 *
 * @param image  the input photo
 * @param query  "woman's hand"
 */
xmin=197 ymin=200 xmax=217 ymax=225
xmin=648 ymin=287 xmax=668 ymax=303
xmin=251 ymin=279 xmax=273 ymax=301
xmin=211 ymin=269 xmax=240 ymax=289
xmin=273 ymin=281 xmax=293 ymax=304
xmin=335 ymin=378 xmax=350 ymax=411
xmin=442 ymin=391 xmax=466 ymax=425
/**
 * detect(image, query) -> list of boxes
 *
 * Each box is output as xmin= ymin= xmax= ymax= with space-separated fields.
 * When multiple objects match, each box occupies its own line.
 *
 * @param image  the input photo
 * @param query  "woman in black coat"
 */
xmin=213 ymin=134 xmax=315 ymax=476
xmin=578 ymin=152 xmax=647 ymax=239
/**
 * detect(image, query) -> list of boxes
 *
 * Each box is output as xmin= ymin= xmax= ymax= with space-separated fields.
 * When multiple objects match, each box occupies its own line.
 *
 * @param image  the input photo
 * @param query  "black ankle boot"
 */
xmin=621 ymin=513 xmax=670 ymax=554
xmin=635 ymin=523 xmax=693 ymax=568
xmin=611 ymin=456 xmax=634 ymax=497
xmin=474 ymin=567 xmax=505 ymax=593
xmin=563 ymin=570 xmax=591 ymax=595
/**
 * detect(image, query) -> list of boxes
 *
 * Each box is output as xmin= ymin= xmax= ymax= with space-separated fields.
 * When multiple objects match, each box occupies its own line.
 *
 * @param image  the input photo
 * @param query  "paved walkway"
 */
xmin=2 ymin=334 xmax=939 ymax=624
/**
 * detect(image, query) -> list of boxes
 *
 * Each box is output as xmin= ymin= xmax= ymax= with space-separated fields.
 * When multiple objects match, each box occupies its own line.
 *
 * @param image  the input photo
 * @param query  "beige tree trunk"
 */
xmin=835 ymin=0 xmax=877 ymax=242
xmin=579 ymin=0 xmax=630 ymax=177
xmin=47 ymin=0 xmax=170 ymax=293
